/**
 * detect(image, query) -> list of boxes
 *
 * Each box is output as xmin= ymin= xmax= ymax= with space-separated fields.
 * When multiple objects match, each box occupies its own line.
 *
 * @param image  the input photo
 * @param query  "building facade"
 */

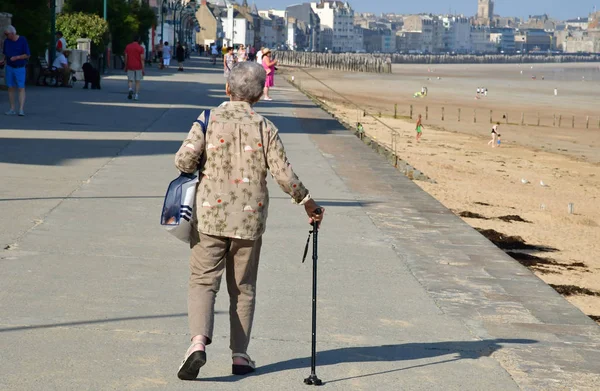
xmin=195 ymin=0 xmax=224 ymax=47
xmin=514 ymin=29 xmax=552 ymax=52
xmin=310 ymin=1 xmax=362 ymax=52
xmin=470 ymin=26 xmax=495 ymax=52
xmin=490 ymin=28 xmax=516 ymax=52
xmin=443 ymin=16 xmax=471 ymax=53
xmin=286 ymin=3 xmax=321 ymax=51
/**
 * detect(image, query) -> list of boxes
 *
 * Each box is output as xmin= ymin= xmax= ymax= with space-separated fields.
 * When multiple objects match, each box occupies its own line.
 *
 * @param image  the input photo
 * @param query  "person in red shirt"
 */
xmin=124 ymin=35 xmax=145 ymax=101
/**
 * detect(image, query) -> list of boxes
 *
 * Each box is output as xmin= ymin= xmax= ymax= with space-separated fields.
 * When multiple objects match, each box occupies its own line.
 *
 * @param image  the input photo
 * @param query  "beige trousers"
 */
xmin=188 ymin=232 xmax=262 ymax=354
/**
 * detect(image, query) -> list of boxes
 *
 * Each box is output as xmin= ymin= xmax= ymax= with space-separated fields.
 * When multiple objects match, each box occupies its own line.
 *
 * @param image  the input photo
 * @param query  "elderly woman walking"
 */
xmin=261 ymin=48 xmax=277 ymax=101
xmin=174 ymin=61 xmax=324 ymax=380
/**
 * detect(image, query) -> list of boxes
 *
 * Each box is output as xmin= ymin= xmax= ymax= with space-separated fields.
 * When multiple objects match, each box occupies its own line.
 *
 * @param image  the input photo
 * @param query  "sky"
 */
xmin=250 ymin=0 xmax=596 ymax=21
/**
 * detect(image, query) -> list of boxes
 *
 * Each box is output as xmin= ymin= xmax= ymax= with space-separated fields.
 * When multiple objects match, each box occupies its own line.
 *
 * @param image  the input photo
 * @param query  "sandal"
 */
xmin=232 ymin=353 xmax=256 ymax=375
xmin=177 ymin=342 xmax=207 ymax=380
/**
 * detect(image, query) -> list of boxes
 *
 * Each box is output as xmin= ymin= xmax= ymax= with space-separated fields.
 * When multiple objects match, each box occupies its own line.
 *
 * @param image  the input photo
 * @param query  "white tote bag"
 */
xmin=160 ymin=110 xmax=210 ymax=243
xmin=160 ymin=173 xmax=199 ymax=243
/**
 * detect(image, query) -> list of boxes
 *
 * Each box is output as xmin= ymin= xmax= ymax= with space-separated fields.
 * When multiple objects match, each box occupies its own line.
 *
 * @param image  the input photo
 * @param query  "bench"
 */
xmin=37 ymin=56 xmax=60 ymax=87
xmin=37 ymin=56 xmax=74 ymax=87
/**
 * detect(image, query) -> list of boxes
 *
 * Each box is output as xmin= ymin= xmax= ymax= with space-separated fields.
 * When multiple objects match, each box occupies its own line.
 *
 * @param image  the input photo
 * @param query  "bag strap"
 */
xmin=191 ymin=110 xmax=211 ymax=173
xmin=194 ymin=109 xmax=211 ymax=135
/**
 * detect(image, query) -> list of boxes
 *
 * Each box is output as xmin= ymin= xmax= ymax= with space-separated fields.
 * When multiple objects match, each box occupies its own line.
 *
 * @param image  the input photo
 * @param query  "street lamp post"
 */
xmin=103 ymin=0 xmax=108 ymax=73
xmin=50 ymin=0 xmax=56 ymax=66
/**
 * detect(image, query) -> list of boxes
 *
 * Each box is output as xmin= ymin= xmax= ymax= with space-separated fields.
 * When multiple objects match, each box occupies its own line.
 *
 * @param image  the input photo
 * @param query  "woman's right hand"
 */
xmin=304 ymin=199 xmax=324 ymax=226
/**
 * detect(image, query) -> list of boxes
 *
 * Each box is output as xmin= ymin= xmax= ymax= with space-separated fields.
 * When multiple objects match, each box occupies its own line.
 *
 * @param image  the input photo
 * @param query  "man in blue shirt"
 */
xmin=1 ymin=25 xmax=30 ymax=116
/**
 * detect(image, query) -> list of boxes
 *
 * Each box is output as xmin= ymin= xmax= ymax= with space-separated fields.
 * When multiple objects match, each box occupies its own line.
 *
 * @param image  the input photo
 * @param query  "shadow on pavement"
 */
xmin=0 ymin=195 xmax=164 ymax=202
xmin=0 ymin=56 xmax=349 ymax=166
xmin=0 ymin=312 xmax=213 ymax=333
xmin=199 ymin=338 xmax=537 ymax=384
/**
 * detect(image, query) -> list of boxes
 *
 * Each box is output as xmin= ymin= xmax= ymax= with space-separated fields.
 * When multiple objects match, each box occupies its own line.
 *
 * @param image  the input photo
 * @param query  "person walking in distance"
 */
xmin=415 ymin=114 xmax=424 ymax=141
xmin=237 ymin=44 xmax=247 ymax=62
xmin=162 ymin=41 xmax=172 ymax=69
xmin=176 ymin=42 xmax=185 ymax=72
xmin=261 ymin=48 xmax=277 ymax=101
xmin=1 ymin=25 xmax=30 ymax=116
xmin=174 ymin=61 xmax=324 ymax=380
xmin=488 ymin=122 xmax=500 ymax=148
xmin=210 ymin=42 xmax=218 ymax=65
xmin=124 ymin=35 xmax=145 ymax=101
xmin=256 ymin=46 xmax=264 ymax=65
xmin=223 ymin=46 xmax=235 ymax=83
xmin=157 ymin=41 xmax=164 ymax=69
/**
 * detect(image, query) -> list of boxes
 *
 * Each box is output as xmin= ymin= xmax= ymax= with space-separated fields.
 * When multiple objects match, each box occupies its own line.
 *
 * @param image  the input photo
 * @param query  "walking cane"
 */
xmin=302 ymin=208 xmax=323 ymax=386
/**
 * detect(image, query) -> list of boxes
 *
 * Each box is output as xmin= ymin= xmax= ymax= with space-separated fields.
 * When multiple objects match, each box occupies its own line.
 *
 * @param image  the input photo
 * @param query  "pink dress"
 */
xmin=263 ymin=59 xmax=274 ymax=88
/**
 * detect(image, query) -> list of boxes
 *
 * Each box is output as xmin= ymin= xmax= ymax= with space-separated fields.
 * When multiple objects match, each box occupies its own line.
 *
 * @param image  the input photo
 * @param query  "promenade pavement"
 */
xmin=1 ymin=57 xmax=599 ymax=391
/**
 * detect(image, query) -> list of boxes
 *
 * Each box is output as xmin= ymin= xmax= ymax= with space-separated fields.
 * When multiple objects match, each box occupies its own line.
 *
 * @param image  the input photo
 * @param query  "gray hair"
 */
xmin=227 ymin=62 xmax=266 ymax=102
xmin=5 ymin=25 xmax=16 ymax=34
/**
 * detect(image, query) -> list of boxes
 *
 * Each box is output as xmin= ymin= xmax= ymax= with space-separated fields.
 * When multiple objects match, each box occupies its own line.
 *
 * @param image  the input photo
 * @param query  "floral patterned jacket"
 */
xmin=174 ymin=101 xmax=310 ymax=240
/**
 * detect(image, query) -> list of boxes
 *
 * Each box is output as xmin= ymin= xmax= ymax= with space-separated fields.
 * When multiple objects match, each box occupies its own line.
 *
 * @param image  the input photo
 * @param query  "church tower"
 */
xmin=476 ymin=0 xmax=494 ymax=25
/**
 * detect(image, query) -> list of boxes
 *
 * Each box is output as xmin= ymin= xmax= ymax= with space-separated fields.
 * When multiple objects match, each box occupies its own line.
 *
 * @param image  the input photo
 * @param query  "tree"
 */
xmin=63 ymin=0 xmax=156 ymax=55
xmin=56 ymin=13 xmax=109 ymax=56
xmin=1 ymin=0 xmax=50 ymax=56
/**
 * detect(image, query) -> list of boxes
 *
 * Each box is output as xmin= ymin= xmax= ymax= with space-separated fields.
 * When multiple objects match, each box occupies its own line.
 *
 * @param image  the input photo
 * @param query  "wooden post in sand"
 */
xmin=489 ymin=110 xmax=493 ymax=124
xmin=426 ymin=106 xmax=429 ymax=120
xmin=521 ymin=112 xmax=525 ymax=125
xmin=394 ymin=104 xmax=398 ymax=119
xmin=441 ymin=107 xmax=445 ymax=121
xmin=553 ymin=114 xmax=556 ymax=127
xmin=410 ymin=105 xmax=413 ymax=119
xmin=537 ymin=113 xmax=540 ymax=126
xmin=586 ymin=116 xmax=590 ymax=129
xmin=473 ymin=109 xmax=477 ymax=123
xmin=572 ymin=116 xmax=575 ymax=128
xmin=458 ymin=108 xmax=461 ymax=122
xmin=559 ymin=115 xmax=562 ymax=127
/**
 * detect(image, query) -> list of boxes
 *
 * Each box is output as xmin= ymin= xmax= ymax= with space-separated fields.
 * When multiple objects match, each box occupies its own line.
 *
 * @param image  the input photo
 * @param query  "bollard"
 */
xmin=410 ymin=105 xmax=413 ymax=119
xmin=490 ymin=110 xmax=493 ymax=124
xmin=441 ymin=107 xmax=444 ymax=121
xmin=394 ymin=104 xmax=397 ymax=119
xmin=568 ymin=203 xmax=574 ymax=214
xmin=473 ymin=109 xmax=477 ymax=123
xmin=458 ymin=108 xmax=461 ymax=122
xmin=426 ymin=106 xmax=428 ymax=120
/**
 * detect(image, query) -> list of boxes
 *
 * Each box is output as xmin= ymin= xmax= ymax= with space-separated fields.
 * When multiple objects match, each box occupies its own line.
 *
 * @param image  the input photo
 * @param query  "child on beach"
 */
xmin=357 ymin=122 xmax=364 ymax=134
xmin=415 ymin=114 xmax=424 ymax=142
xmin=488 ymin=122 xmax=499 ymax=148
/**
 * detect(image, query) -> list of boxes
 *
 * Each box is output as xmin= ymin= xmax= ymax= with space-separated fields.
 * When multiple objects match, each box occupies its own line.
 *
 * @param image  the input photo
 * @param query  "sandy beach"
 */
xmin=282 ymin=63 xmax=600 ymax=322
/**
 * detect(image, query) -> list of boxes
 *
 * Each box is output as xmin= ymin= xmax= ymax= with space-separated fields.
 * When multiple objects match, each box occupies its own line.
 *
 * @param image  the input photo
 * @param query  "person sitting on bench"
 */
xmin=52 ymin=49 xmax=72 ymax=87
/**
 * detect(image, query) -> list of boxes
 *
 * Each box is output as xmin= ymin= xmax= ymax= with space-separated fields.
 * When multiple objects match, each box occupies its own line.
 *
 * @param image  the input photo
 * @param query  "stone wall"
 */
xmin=564 ymin=39 xmax=595 ymax=53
